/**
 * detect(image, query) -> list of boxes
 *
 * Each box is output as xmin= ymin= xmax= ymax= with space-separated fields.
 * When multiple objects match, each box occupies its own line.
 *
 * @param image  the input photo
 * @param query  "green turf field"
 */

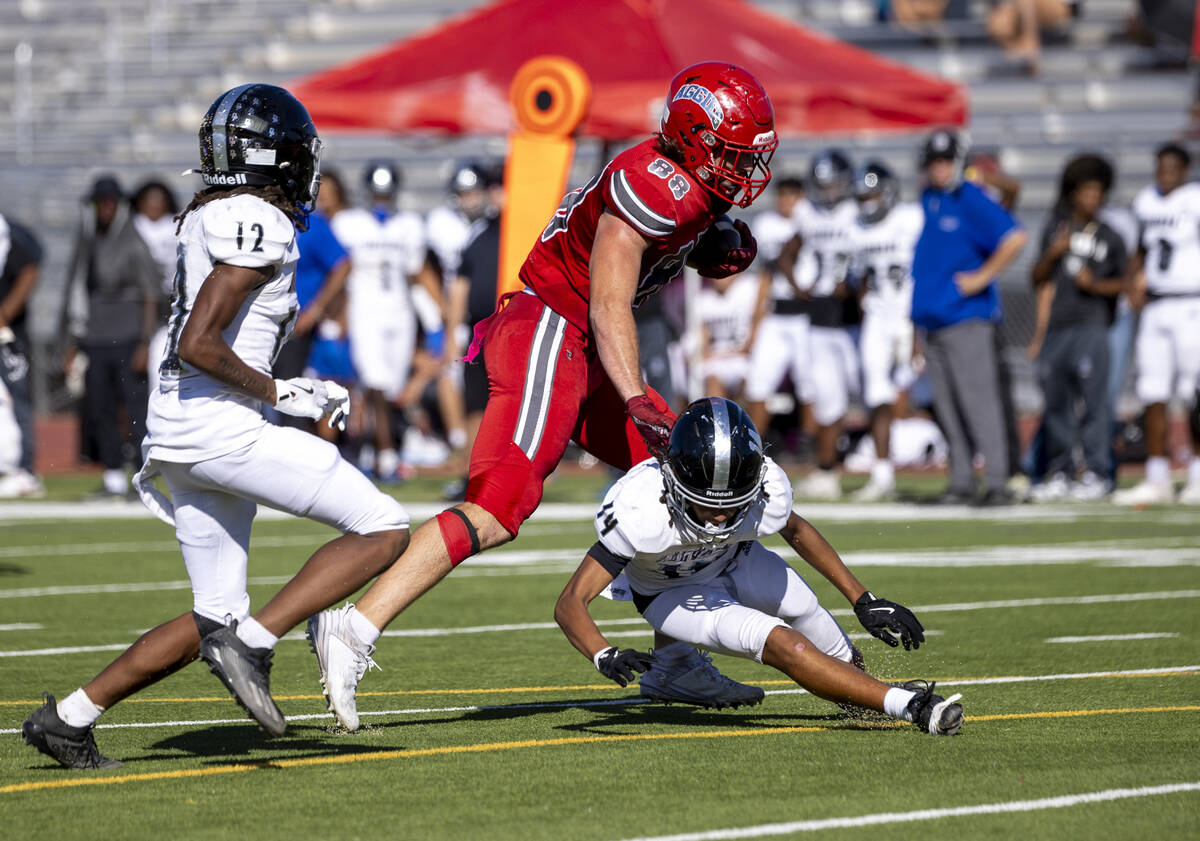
xmin=1 ymin=474 xmax=1197 ymax=840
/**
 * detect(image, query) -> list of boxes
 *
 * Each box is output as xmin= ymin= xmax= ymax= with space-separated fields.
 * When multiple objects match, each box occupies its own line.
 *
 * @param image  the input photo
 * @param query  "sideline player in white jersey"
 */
xmin=744 ymin=176 xmax=813 ymax=436
xmin=1115 ymin=143 xmax=1200 ymax=506
xmin=847 ymin=162 xmax=924 ymax=501
xmin=781 ymin=150 xmax=861 ymax=500
xmin=21 ymin=85 xmax=411 ymax=769
xmin=696 ymin=270 xmax=759 ymax=399
xmin=332 ymin=160 xmax=428 ymax=481
xmin=555 ymin=398 xmax=963 ymax=733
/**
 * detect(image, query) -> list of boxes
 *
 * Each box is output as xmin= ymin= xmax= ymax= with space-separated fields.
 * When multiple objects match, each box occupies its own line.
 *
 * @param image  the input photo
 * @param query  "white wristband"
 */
xmin=592 ymin=646 xmax=616 ymax=671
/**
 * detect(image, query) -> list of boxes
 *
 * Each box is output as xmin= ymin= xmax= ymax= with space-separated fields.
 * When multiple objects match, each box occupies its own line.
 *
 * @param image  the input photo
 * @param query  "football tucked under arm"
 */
xmin=688 ymin=216 xmax=758 ymax=279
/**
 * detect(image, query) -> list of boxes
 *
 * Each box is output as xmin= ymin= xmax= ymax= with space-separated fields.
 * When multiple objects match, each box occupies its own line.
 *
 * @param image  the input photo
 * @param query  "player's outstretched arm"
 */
xmin=588 ymin=212 xmax=650 ymax=404
xmin=779 ymin=511 xmax=925 ymax=651
xmin=554 ymin=554 xmax=654 ymax=687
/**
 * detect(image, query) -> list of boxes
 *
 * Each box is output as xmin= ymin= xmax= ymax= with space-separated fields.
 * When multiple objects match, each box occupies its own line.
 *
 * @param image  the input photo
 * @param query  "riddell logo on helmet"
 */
xmin=673 ymin=84 xmax=724 ymax=129
xmin=202 ymin=172 xmax=248 ymax=186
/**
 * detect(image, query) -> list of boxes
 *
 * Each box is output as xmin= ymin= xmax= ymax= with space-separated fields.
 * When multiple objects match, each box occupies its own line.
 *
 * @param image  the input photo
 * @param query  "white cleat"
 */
xmin=1030 ymin=472 xmax=1070 ymax=503
xmin=306 ymin=604 xmax=379 ymax=732
xmin=1177 ymin=482 xmax=1200 ymax=505
xmin=795 ymin=469 xmax=842 ymax=501
xmin=1068 ymin=471 xmax=1112 ymax=501
xmin=851 ymin=479 xmax=896 ymax=502
xmin=1111 ymin=480 xmax=1174 ymax=507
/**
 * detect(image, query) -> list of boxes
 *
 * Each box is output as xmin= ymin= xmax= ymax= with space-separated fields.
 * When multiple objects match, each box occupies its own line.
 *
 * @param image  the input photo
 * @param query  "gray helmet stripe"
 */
xmin=710 ymin=396 xmax=731 ymax=490
xmin=211 ymin=84 xmax=254 ymax=172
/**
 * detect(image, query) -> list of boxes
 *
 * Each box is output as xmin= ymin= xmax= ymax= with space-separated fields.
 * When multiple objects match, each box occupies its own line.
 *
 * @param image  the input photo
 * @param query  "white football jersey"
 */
xmin=850 ymin=202 xmax=923 ymax=318
xmin=752 ymin=209 xmax=802 ymax=302
xmin=426 ymin=204 xmax=472 ymax=285
xmin=791 ymin=198 xmax=858 ymax=297
xmin=1132 ymin=182 xmax=1200 ymax=295
xmin=595 ymin=457 xmax=792 ymax=596
xmin=697 ymin=274 xmax=759 ymax=355
xmin=145 ymin=194 xmax=298 ymax=463
xmin=332 ymin=208 xmax=426 ymax=315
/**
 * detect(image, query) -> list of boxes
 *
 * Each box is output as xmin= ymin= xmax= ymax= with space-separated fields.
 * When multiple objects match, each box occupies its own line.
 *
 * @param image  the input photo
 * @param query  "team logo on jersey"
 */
xmin=673 ymin=84 xmax=724 ymax=129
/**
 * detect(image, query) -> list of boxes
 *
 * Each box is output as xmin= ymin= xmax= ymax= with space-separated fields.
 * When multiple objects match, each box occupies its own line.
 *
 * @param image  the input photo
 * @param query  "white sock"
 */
xmin=1145 ymin=456 xmax=1171 ymax=487
xmin=57 ymin=688 xmax=104 ymax=728
xmin=102 ymin=469 xmax=127 ymax=495
xmin=235 ymin=616 xmax=278 ymax=650
xmin=377 ymin=448 xmax=400 ymax=478
xmin=448 ymin=428 xmax=467 ymax=450
xmin=883 ymin=686 xmax=917 ymax=721
xmin=1188 ymin=457 xmax=1200 ymax=486
xmin=870 ymin=460 xmax=895 ymax=487
xmin=347 ymin=605 xmax=382 ymax=646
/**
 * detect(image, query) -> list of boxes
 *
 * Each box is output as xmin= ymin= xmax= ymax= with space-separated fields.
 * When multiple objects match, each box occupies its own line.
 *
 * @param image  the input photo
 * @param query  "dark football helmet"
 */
xmin=197 ymin=84 xmax=322 ymax=217
xmin=809 ymin=149 xmax=853 ymax=208
xmin=662 ymin=397 xmax=767 ymax=543
xmin=365 ymin=159 xmax=401 ymax=200
xmin=659 ymin=62 xmax=777 ymax=208
xmin=853 ymin=161 xmax=899 ymax=224
xmin=919 ymin=128 xmax=970 ymax=188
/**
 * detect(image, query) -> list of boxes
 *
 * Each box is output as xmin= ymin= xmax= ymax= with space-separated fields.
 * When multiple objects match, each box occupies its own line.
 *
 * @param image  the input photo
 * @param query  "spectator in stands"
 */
xmin=0 ymin=211 xmax=43 ymax=497
xmin=1027 ymin=154 xmax=1127 ymax=501
xmin=271 ymin=188 xmax=351 ymax=430
xmin=911 ymin=129 xmax=1028 ymax=505
xmin=130 ymin=179 xmax=179 ymax=394
xmin=63 ymin=175 xmax=162 ymax=498
xmin=1114 ymin=142 xmax=1200 ymax=506
xmin=889 ymin=0 xmax=949 ymax=28
xmin=986 ymin=0 xmax=1075 ymax=74
xmin=745 ymin=176 xmax=812 ymax=448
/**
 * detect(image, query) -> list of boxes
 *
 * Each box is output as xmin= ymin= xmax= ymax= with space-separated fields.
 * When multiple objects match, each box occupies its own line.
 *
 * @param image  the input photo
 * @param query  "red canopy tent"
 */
xmin=290 ymin=0 xmax=967 ymax=138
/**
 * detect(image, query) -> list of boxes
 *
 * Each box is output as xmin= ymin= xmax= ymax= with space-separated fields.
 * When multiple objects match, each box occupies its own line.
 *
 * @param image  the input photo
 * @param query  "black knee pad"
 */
xmin=192 ymin=611 xmax=224 ymax=638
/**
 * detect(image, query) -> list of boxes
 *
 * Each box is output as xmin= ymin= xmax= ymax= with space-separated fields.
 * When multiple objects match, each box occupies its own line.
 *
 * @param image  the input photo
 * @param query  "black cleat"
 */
xmin=22 ymin=693 xmax=123 ymax=769
xmin=198 ymin=624 xmax=287 ymax=737
xmin=903 ymin=680 xmax=964 ymax=735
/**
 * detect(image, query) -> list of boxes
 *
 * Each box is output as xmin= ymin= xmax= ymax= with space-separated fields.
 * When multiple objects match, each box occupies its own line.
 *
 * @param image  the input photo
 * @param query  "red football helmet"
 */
xmin=659 ymin=62 xmax=777 ymax=208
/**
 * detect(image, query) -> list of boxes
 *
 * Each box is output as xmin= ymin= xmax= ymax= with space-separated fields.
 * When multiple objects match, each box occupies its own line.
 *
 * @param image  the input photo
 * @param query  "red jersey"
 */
xmin=519 ymin=138 xmax=722 ymax=335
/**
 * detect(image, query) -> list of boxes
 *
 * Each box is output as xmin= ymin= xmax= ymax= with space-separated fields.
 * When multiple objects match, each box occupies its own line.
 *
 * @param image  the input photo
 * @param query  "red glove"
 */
xmin=625 ymin=395 xmax=674 ymax=459
xmin=697 ymin=219 xmax=758 ymax=279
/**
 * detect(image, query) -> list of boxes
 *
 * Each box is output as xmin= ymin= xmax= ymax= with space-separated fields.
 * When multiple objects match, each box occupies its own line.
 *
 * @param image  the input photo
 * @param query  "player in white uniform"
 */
xmin=744 ymin=176 xmax=813 ymax=436
xmin=1115 ymin=143 xmax=1200 ymax=506
xmin=783 ymin=150 xmax=860 ymax=500
xmin=331 ymin=160 xmax=427 ymax=481
xmin=848 ymin=162 xmax=924 ymax=501
xmin=696 ymin=271 xmax=759 ymax=398
xmin=555 ymin=398 xmax=963 ymax=734
xmin=21 ymin=85 xmax=411 ymax=769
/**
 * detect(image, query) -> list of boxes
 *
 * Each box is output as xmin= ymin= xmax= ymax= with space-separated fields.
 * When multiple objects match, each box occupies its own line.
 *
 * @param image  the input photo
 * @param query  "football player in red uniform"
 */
xmin=305 ymin=63 xmax=788 ymax=729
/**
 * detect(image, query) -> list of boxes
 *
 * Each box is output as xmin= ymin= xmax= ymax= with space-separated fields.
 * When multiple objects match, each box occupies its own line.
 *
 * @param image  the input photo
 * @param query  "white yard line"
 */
xmin=0 ymin=665 xmax=1195 ymax=735
xmin=1046 ymin=633 xmax=1179 ymax=643
xmin=611 ymin=782 xmax=1200 ymax=841
xmin=0 ymin=623 xmax=40 ymax=631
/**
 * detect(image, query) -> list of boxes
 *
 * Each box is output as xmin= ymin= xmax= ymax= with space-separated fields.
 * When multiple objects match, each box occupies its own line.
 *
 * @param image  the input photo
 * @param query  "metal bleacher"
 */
xmin=0 ymin=0 xmax=1193 ymax=412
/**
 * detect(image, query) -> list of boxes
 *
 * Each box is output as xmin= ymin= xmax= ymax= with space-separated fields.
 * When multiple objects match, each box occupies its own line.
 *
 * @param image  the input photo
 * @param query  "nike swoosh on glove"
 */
xmin=594 ymin=646 xmax=657 ymax=687
xmin=853 ymin=591 xmax=925 ymax=650
xmin=274 ymin=377 xmax=350 ymax=429
xmin=625 ymin=395 xmax=674 ymax=459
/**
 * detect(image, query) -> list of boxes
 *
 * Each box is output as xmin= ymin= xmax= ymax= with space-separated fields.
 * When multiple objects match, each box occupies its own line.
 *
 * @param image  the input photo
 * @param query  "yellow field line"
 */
xmin=2 ymin=668 xmax=1194 ymax=707
xmin=3 ymin=705 xmax=1197 ymax=796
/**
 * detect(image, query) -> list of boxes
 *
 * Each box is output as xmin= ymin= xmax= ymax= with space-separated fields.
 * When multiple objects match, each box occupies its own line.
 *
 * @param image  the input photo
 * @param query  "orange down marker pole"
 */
xmin=497 ymin=56 xmax=592 ymax=298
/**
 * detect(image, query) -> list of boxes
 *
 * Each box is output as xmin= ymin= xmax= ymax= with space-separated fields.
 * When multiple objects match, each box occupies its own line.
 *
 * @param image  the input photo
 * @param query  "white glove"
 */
xmin=273 ymin=377 xmax=350 ymax=430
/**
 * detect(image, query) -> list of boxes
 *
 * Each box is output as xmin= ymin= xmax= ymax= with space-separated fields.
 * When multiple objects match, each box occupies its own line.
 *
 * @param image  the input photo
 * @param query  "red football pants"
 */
xmin=465 ymin=292 xmax=672 ymax=536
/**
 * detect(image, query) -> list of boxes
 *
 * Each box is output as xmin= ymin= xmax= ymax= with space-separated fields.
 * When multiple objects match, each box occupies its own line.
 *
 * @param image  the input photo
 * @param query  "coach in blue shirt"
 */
xmin=912 ymin=129 xmax=1028 ymax=505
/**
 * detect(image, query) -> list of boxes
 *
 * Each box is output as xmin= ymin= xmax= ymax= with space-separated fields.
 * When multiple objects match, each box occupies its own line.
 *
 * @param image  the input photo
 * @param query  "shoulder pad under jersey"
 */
xmin=202 ymin=195 xmax=294 ymax=269
xmin=596 ymin=460 xmax=677 ymax=557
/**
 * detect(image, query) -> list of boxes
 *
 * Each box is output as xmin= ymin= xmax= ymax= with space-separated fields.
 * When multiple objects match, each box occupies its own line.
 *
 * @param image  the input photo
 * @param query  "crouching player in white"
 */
xmin=21 ymin=85 xmax=410 ymax=770
xmin=555 ymin=397 xmax=963 ymax=734
xmin=849 ymin=162 xmax=924 ymax=501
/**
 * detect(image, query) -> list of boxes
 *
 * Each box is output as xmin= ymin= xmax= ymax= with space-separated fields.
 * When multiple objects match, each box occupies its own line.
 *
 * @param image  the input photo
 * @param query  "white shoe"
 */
xmin=306 ymin=604 xmax=379 ymax=731
xmin=851 ymin=478 xmax=895 ymax=502
xmin=1069 ymin=471 xmax=1112 ymax=501
xmin=1177 ymin=482 xmax=1200 ymax=505
xmin=639 ymin=645 xmax=764 ymax=709
xmin=0 ymin=470 xmax=45 ymax=499
xmin=1112 ymin=480 xmax=1174 ymax=507
xmin=795 ymin=469 xmax=841 ymax=500
xmin=1030 ymin=472 xmax=1070 ymax=503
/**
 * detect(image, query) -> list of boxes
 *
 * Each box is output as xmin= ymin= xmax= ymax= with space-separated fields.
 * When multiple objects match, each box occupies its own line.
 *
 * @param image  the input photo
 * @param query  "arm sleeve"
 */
xmin=604 ymin=167 xmax=679 ymax=239
xmin=588 ymin=540 xmax=633 ymax=577
xmin=964 ymin=185 xmax=1021 ymax=254
xmin=203 ymin=198 xmax=294 ymax=269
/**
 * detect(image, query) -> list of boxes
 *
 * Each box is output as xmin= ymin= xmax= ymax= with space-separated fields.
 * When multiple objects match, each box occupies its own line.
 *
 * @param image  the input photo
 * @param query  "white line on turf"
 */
xmin=610 ymin=782 xmax=1200 ymax=840
xmin=0 ymin=623 xmax=40 ymax=631
xmin=0 ymin=665 xmax=1195 ymax=735
xmin=1045 ymin=633 xmax=1179 ymax=643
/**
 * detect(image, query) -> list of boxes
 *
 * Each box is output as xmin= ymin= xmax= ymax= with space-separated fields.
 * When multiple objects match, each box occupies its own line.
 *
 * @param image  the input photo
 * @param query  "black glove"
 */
xmin=594 ymin=646 xmax=656 ymax=687
xmin=854 ymin=591 xmax=925 ymax=650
